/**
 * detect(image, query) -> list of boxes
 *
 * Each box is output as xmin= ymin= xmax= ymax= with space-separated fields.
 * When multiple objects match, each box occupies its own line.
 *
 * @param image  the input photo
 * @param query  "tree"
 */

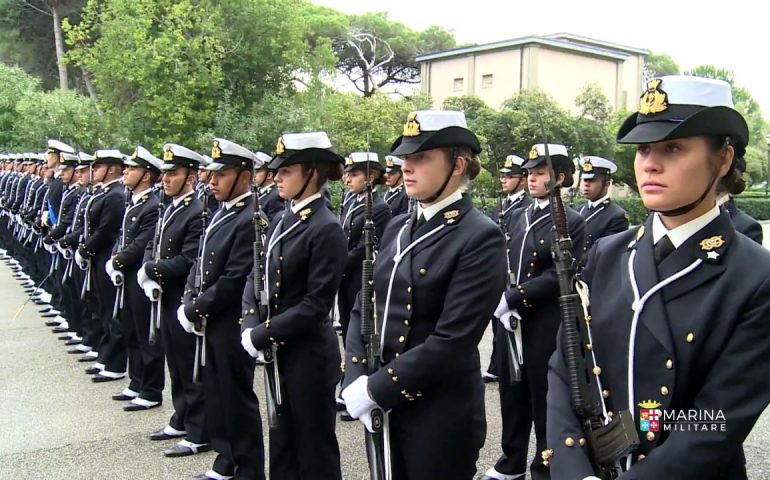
xmin=313 ymin=11 xmax=455 ymax=97
xmin=575 ymin=83 xmax=612 ymax=124
xmin=644 ymin=52 xmax=679 ymax=78
xmin=0 ymin=63 xmax=40 ymax=148
xmin=0 ymin=0 xmax=86 ymax=90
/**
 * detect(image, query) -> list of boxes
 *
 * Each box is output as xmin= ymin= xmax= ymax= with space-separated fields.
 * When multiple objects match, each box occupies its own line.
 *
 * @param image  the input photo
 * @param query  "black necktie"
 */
xmin=654 ymin=235 xmax=675 ymax=264
xmin=412 ymin=213 xmax=426 ymax=233
xmin=503 ymin=198 xmax=511 ymax=210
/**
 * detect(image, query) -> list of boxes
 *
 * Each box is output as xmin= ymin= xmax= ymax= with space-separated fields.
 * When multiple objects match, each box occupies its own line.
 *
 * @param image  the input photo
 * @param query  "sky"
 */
xmin=313 ymin=0 xmax=770 ymax=123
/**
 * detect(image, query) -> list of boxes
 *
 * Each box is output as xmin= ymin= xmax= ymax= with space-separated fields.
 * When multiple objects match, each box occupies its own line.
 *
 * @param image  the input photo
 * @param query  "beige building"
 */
xmin=417 ymin=33 xmax=649 ymax=113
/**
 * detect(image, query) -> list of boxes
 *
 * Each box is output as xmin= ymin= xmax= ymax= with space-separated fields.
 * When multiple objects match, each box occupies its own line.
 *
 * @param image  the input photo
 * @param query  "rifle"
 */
xmin=111 ymin=184 xmax=131 ymax=320
xmin=361 ymin=152 xmax=387 ymax=480
xmin=79 ymin=166 xmax=95 ymax=300
xmin=537 ymin=116 xmax=638 ymax=479
xmin=148 ymin=188 xmax=165 ymax=346
xmin=254 ymin=163 xmax=281 ymax=430
xmin=192 ymin=187 xmax=211 ymax=383
xmin=495 ymin=171 xmax=523 ymax=385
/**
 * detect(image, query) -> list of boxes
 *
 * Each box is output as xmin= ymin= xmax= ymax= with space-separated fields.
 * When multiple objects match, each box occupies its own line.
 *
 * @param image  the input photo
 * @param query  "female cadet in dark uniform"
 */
xmin=341 ymin=111 xmax=508 ymax=479
xmin=240 ymin=131 xmax=347 ymax=480
xmin=383 ymin=155 xmax=409 ymax=217
xmin=546 ymin=76 xmax=770 ymax=480
xmin=338 ymin=152 xmax=392 ymax=343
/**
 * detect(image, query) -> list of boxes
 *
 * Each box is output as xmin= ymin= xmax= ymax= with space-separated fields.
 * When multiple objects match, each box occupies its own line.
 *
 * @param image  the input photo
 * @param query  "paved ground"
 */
xmin=1 ymin=222 xmax=769 ymax=479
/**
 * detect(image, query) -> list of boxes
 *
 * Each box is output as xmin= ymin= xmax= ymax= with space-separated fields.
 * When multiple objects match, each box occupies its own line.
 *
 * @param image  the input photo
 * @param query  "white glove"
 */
xmin=105 ymin=258 xmax=116 ymax=276
xmin=341 ymin=375 xmax=378 ymax=433
xmin=583 ymin=477 xmax=602 ymax=480
xmin=494 ymin=292 xmax=512 ymax=319
xmin=177 ymin=304 xmax=194 ymax=333
xmin=240 ymin=328 xmax=262 ymax=359
xmin=137 ymin=263 xmax=150 ymax=287
xmin=75 ymin=250 xmax=88 ymax=269
xmin=109 ymin=270 xmax=124 ymax=287
xmin=499 ymin=309 xmax=522 ymax=333
xmin=142 ymin=279 xmax=162 ymax=301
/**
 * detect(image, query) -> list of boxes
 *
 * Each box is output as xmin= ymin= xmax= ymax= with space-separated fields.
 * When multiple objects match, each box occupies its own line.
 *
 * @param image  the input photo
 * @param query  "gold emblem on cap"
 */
xmin=386 ymin=158 xmax=394 ymax=168
xmin=639 ymin=79 xmax=668 ymax=115
xmin=163 ymin=145 xmax=173 ymax=162
xmin=211 ymin=140 xmax=222 ymax=160
xmin=504 ymin=155 xmax=514 ymax=168
xmin=403 ymin=112 xmax=421 ymax=137
xmin=699 ymin=235 xmax=725 ymax=251
xmin=582 ymin=159 xmax=593 ymax=172
xmin=528 ymin=146 xmax=539 ymax=160
xmin=276 ymin=137 xmax=285 ymax=155
xmin=345 ymin=157 xmax=354 ymax=166
xmin=131 ymin=150 xmax=138 ymax=160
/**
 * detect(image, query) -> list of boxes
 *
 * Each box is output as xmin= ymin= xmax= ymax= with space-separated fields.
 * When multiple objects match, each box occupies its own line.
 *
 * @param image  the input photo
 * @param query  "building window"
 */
xmin=453 ymin=77 xmax=464 ymax=92
xmin=482 ymin=74 xmax=493 ymax=88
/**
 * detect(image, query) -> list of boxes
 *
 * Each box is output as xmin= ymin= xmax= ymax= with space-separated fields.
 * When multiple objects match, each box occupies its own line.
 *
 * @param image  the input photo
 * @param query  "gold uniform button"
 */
xmin=592 ymin=366 xmax=602 ymax=376
xmin=407 ymin=286 xmax=412 ymax=293
xmin=638 ymin=454 xmax=646 ymax=461
xmin=666 ymin=359 xmax=673 ymax=369
xmin=646 ymin=431 xmax=655 ymax=442
xmin=585 ymin=343 xmax=593 ymax=351
xmin=579 ymin=437 xmax=586 ymax=447
xmin=398 ymin=336 xmax=405 ymax=343
xmin=404 ymin=319 xmax=409 ymax=326
xmin=419 ymin=268 xmax=427 ymax=276
xmin=238 ymin=318 xmax=243 ymax=325
xmin=406 ymin=304 xmax=411 ymax=311
xmin=686 ymin=332 xmax=695 ymax=343
xmin=602 ymin=389 xmax=609 ymax=399
xmin=607 ymin=411 xmax=614 ymax=419
xmin=539 ymin=239 xmax=545 ymax=245
xmin=351 ymin=356 xmax=359 ymax=364
xmin=387 ymin=368 xmax=394 ymax=375
xmin=564 ymin=437 xmax=575 ymax=447
xmin=660 ymin=386 xmax=669 ymax=396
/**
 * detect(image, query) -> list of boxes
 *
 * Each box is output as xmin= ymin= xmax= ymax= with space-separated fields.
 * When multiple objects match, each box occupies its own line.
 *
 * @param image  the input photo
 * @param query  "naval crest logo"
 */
xmin=699 ymin=235 xmax=725 ymax=251
xmin=211 ymin=140 xmax=222 ymax=160
xmin=528 ymin=146 xmax=539 ymax=160
xmin=163 ymin=145 xmax=173 ymax=162
xmin=639 ymin=79 xmax=668 ymax=115
xmin=638 ymin=400 xmax=663 ymax=433
xmin=403 ymin=112 xmax=421 ymax=137
xmin=276 ymin=137 xmax=285 ymax=155
xmin=582 ymin=159 xmax=593 ymax=172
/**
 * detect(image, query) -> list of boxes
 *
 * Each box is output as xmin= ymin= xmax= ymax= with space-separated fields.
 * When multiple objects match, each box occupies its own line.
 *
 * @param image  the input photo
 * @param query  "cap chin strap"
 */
xmin=422 ymin=148 xmax=457 ymax=204
xmin=225 ymin=168 xmax=246 ymax=202
xmin=655 ymin=171 xmax=718 ymax=217
xmin=293 ymin=164 xmax=316 ymax=202
xmin=171 ymin=168 xmax=191 ymax=198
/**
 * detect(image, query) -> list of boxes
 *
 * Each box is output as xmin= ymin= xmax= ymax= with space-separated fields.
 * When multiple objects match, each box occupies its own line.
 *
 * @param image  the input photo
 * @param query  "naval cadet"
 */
xmin=178 ymin=138 xmax=264 ymax=480
xmin=254 ymin=152 xmax=285 ymax=222
xmin=241 ymin=131 xmax=347 ymax=480
xmin=142 ymin=143 xmax=210 ymax=457
xmin=342 ymin=110 xmax=508 ymax=479
xmin=383 ymin=154 xmax=409 ymax=216
xmin=576 ymin=156 xmax=629 ymax=260
xmin=546 ymin=75 xmax=770 ymax=480
xmin=484 ymin=143 xmax=585 ymax=480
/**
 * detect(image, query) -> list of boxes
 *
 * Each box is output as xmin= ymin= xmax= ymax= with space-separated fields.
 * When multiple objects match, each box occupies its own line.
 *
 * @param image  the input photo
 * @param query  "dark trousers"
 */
xmin=122 ymin=275 xmax=164 ymax=401
xmin=204 ymin=323 xmax=265 ymax=479
xmin=269 ymin=329 xmax=342 ymax=480
xmin=494 ymin=311 xmax=557 ymax=480
xmin=161 ymin=290 xmax=208 ymax=444
xmin=487 ymin=317 xmax=499 ymax=376
xmin=93 ymin=256 xmax=125 ymax=373
xmin=337 ymin=271 xmax=361 ymax=344
xmin=388 ymin=373 xmax=486 ymax=479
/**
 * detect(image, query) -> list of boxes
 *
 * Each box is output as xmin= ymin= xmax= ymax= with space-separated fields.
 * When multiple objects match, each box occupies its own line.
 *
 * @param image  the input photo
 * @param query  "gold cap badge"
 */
xmin=582 ymin=160 xmax=593 ymax=172
xmin=163 ymin=145 xmax=173 ymax=162
xmin=528 ymin=146 xmax=539 ymax=160
xmin=504 ymin=155 xmax=514 ymax=168
xmin=131 ymin=150 xmax=138 ymax=160
xmin=211 ymin=140 xmax=222 ymax=160
xmin=386 ymin=158 xmax=394 ymax=168
xmin=276 ymin=137 xmax=285 ymax=155
xmin=403 ymin=112 xmax=421 ymax=137
xmin=639 ymin=79 xmax=668 ymax=115
xmin=699 ymin=235 xmax=725 ymax=251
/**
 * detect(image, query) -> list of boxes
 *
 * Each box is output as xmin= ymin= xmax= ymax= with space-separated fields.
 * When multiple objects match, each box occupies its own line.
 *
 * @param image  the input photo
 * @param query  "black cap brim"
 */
xmin=390 ymin=126 xmax=482 ymax=156
xmin=617 ymin=106 xmax=749 ymax=153
xmin=268 ymin=148 xmax=343 ymax=171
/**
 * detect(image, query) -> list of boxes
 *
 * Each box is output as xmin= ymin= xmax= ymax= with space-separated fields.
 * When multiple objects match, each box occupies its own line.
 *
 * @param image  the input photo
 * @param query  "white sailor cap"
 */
xmin=254 ymin=151 xmax=272 ymax=169
xmin=125 ymin=146 xmax=163 ymax=174
xmin=76 ymin=152 xmax=95 ymax=170
xmin=390 ymin=110 xmax=481 ymax=156
xmin=384 ymin=155 xmax=403 ymax=173
xmin=268 ymin=132 xmax=344 ymax=174
xmin=579 ymin=156 xmax=617 ymax=179
xmin=500 ymin=151 xmax=527 ymax=174
xmin=161 ymin=143 xmax=205 ymax=171
xmin=206 ymin=138 xmax=255 ymax=171
xmin=523 ymin=143 xmax=571 ymax=169
xmin=344 ymin=152 xmax=384 ymax=172
xmin=47 ymin=139 xmax=75 ymax=155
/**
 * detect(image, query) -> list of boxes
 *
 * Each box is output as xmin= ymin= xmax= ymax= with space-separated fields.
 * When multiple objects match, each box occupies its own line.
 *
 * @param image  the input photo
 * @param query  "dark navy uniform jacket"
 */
xmin=259 ymin=184 xmax=285 ymax=223
xmin=47 ymin=185 xmax=80 ymax=241
xmin=344 ymin=194 xmax=507 ymax=411
xmin=80 ymin=181 xmax=125 ymax=260
xmin=384 ymin=185 xmax=409 ymax=217
xmin=112 ymin=190 xmax=159 ymax=273
xmin=723 ymin=197 xmax=763 ymax=245
xmin=547 ymin=209 xmax=770 ymax=480
xmin=577 ymin=198 xmax=629 ymax=258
